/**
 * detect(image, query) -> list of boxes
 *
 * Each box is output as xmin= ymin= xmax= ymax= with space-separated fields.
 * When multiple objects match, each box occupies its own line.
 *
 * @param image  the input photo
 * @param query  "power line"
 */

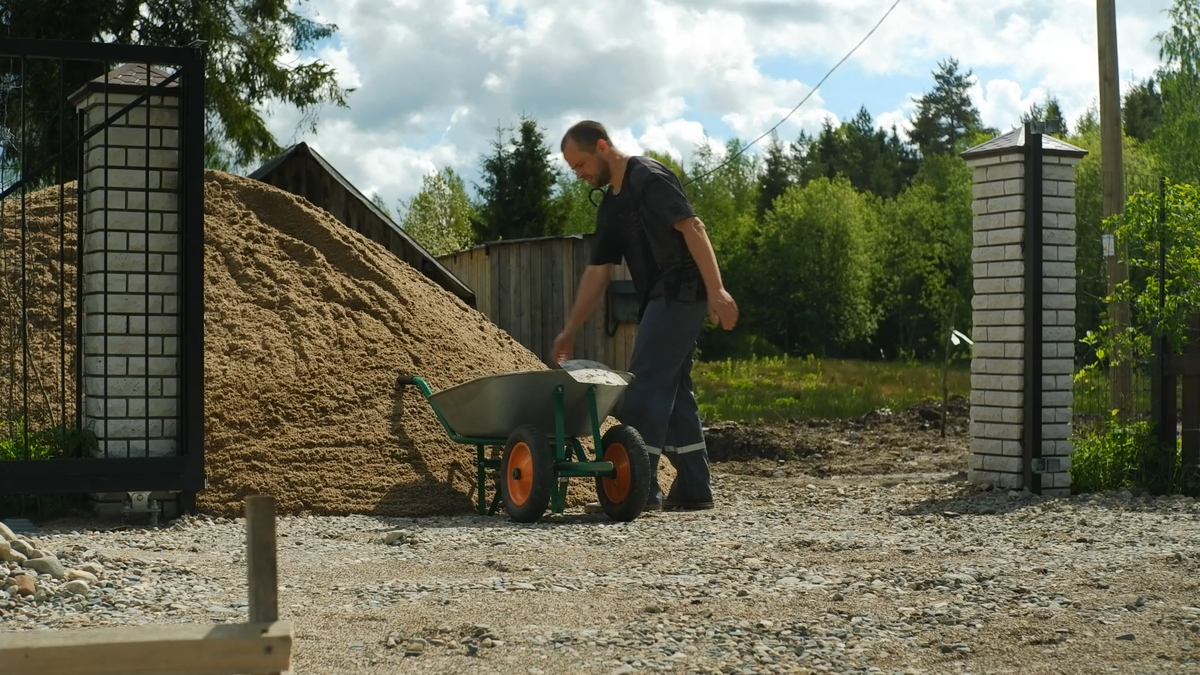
xmin=680 ymin=0 xmax=904 ymax=188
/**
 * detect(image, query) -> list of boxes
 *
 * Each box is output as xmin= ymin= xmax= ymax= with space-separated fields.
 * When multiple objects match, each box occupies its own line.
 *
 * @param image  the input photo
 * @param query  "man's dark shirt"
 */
xmin=589 ymin=156 xmax=707 ymax=315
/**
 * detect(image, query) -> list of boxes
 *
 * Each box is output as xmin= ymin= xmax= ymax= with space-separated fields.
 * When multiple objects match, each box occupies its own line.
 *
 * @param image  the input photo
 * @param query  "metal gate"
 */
xmin=0 ymin=38 xmax=205 ymax=513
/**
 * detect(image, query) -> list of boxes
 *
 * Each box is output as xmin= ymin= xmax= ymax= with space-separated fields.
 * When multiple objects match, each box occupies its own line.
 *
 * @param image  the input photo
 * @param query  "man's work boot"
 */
xmin=644 ymin=454 xmax=663 ymax=510
xmin=662 ymin=447 xmax=714 ymax=511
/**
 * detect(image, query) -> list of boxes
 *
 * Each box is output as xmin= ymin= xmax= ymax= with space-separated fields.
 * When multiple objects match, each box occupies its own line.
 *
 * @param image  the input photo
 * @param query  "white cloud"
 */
xmin=250 ymin=0 xmax=1177 ymax=207
xmin=972 ymin=79 xmax=1045 ymax=132
xmin=638 ymin=119 xmax=712 ymax=163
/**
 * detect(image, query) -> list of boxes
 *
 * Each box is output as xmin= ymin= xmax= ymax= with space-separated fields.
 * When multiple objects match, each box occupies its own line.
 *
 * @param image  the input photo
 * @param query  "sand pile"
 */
xmin=0 ymin=185 xmax=78 ymax=433
xmin=1 ymin=171 xmax=674 ymax=517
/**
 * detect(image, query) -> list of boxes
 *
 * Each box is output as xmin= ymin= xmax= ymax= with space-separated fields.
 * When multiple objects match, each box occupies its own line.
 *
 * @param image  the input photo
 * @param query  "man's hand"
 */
xmin=708 ymin=287 xmax=739 ymax=329
xmin=552 ymin=330 xmax=576 ymax=363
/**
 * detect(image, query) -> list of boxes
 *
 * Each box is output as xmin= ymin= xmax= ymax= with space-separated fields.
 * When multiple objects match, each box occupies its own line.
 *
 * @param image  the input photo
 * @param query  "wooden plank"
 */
xmin=558 ymin=240 xmax=571 ymax=352
xmin=522 ymin=243 xmax=535 ymax=356
xmin=544 ymin=241 xmax=558 ymax=363
xmin=1165 ymin=354 xmax=1200 ymax=376
xmin=481 ymin=250 xmax=493 ymax=318
xmin=571 ymin=238 xmax=587 ymax=361
xmin=511 ymin=242 xmax=525 ymax=345
xmin=529 ymin=242 xmax=544 ymax=363
xmin=0 ymin=621 xmax=293 ymax=675
xmin=496 ymin=245 xmax=510 ymax=334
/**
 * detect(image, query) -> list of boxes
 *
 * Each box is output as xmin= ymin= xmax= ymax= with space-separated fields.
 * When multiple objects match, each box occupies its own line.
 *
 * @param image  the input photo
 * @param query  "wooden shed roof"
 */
xmin=249 ymin=142 xmax=475 ymax=304
xmin=437 ymin=233 xmax=594 ymax=260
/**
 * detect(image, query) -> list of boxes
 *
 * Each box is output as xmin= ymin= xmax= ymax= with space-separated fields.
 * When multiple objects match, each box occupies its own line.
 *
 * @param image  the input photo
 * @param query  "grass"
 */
xmin=1 ymin=417 xmax=100 ymax=519
xmin=692 ymin=354 xmax=971 ymax=423
xmin=1071 ymin=414 xmax=1200 ymax=497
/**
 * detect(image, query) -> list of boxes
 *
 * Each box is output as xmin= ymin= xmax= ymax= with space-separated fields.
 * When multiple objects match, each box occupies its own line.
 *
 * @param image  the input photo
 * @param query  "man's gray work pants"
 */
xmin=614 ymin=290 xmax=713 ymax=506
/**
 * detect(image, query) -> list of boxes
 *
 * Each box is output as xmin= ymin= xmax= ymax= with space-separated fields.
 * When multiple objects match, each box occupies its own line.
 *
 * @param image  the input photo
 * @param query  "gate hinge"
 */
xmin=1032 ymin=458 xmax=1063 ymax=474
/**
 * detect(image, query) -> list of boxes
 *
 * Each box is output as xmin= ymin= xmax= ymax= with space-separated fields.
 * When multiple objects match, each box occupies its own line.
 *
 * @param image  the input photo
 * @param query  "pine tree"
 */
xmin=474 ymin=114 xmax=563 ymax=241
xmin=756 ymin=131 xmax=793 ymax=218
xmin=1122 ymin=78 xmax=1163 ymax=142
xmin=908 ymin=58 xmax=992 ymax=157
xmin=1021 ymin=94 xmax=1067 ymax=135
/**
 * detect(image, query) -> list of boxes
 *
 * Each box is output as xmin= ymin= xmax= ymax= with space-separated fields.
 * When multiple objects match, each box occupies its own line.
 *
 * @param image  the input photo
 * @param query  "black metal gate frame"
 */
xmin=0 ymin=38 xmax=205 ymax=508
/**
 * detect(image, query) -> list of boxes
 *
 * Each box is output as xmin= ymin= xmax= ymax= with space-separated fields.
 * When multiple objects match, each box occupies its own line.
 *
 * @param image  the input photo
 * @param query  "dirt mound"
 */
xmin=704 ymin=396 xmax=970 ymax=477
xmin=2 ymin=173 xmax=674 ymax=516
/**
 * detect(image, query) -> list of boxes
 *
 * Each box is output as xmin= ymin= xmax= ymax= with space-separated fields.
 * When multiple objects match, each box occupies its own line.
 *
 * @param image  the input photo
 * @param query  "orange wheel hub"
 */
xmin=601 ymin=443 xmax=632 ymax=503
xmin=507 ymin=442 xmax=533 ymax=506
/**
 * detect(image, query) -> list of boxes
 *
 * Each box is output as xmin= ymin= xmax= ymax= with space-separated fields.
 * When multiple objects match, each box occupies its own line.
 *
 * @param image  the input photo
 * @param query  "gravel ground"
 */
xmin=3 ymin=466 xmax=1199 ymax=674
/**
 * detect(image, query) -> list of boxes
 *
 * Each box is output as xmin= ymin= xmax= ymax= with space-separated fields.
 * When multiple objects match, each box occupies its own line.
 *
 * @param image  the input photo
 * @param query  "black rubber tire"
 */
xmin=594 ymin=424 xmax=651 ymax=522
xmin=500 ymin=425 xmax=554 ymax=523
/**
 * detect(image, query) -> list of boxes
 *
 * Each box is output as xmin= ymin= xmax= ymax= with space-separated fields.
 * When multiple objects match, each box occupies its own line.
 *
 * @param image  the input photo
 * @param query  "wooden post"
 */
xmin=246 ymin=495 xmax=278 ymax=622
xmin=245 ymin=494 xmax=280 ymax=675
xmin=1097 ymin=0 xmax=1132 ymax=417
xmin=0 ymin=494 xmax=293 ymax=675
xmin=942 ymin=328 xmax=952 ymax=439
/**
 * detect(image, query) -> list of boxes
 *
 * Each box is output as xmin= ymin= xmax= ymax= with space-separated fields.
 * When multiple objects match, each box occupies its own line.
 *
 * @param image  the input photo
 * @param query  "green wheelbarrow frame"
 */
xmin=397 ymin=363 xmax=650 ymax=521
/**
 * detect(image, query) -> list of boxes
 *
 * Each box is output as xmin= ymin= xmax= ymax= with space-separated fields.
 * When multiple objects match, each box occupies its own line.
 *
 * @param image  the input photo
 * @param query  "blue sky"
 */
xmin=261 ymin=0 xmax=1179 ymax=207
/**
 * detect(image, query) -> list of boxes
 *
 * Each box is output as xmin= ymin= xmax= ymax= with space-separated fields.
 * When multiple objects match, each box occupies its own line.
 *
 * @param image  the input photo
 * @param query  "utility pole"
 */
xmin=1097 ymin=0 xmax=1131 ymax=417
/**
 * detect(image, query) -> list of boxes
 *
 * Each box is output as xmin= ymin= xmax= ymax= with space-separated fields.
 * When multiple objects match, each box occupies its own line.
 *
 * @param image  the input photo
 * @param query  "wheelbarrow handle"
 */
xmin=397 ymin=374 xmax=435 ymax=399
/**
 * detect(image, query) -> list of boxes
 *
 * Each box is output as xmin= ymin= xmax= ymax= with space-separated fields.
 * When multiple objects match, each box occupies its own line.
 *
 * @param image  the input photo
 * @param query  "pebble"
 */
xmin=0 ymin=475 xmax=1194 ymax=674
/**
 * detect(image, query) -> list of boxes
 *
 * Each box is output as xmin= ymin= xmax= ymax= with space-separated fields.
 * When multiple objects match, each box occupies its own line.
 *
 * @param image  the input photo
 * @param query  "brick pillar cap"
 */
xmin=69 ymin=63 xmax=180 ymax=107
xmin=961 ymin=126 xmax=1088 ymax=162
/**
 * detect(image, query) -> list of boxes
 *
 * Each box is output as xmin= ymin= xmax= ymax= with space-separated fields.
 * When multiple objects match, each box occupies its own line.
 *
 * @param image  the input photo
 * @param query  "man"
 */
xmin=552 ymin=120 xmax=738 ymax=511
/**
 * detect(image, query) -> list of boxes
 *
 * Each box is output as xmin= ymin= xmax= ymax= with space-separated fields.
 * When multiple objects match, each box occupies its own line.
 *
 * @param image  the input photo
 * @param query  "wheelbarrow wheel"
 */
xmin=595 ymin=424 xmax=651 ymax=522
xmin=500 ymin=425 xmax=554 ymax=523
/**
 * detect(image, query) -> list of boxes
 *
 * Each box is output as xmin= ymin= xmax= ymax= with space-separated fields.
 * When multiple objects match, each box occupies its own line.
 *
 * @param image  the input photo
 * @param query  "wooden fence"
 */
xmin=1152 ymin=316 xmax=1200 ymax=471
xmin=438 ymin=234 xmax=639 ymax=371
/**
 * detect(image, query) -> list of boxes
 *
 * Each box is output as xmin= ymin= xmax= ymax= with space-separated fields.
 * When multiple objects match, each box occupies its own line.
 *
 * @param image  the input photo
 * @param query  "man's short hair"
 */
xmin=561 ymin=120 xmax=611 ymax=153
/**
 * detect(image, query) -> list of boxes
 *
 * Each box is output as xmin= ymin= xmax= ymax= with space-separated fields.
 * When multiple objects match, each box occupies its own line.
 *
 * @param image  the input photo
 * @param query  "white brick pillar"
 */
xmin=961 ymin=126 xmax=1087 ymax=496
xmin=70 ymin=64 xmax=182 ymax=461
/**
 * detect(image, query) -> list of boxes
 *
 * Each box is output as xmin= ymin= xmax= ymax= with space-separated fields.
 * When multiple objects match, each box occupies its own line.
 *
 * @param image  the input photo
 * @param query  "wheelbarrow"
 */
xmin=397 ymin=360 xmax=651 ymax=523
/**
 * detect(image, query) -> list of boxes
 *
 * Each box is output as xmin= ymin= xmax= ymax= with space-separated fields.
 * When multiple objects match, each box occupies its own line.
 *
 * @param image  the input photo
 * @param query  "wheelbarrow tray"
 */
xmin=428 ymin=366 xmax=633 ymax=440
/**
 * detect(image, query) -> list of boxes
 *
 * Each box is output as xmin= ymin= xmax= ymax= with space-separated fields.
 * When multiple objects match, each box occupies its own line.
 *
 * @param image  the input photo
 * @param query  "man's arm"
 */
xmin=674 ymin=216 xmax=725 ymax=295
xmin=675 ymin=216 xmax=738 ymax=329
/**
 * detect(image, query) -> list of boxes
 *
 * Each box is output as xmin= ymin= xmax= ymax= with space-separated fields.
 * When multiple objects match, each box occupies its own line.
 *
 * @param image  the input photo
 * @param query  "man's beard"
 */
xmin=595 ymin=161 xmax=612 ymax=187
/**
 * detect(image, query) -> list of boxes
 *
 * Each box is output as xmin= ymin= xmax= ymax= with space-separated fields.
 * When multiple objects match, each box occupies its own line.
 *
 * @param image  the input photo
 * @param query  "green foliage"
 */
xmin=1072 ymin=180 xmax=1200 ymax=499
xmin=1079 ymin=181 xmax=1200 ymax=372
xmin=473 ymin=115 xmax=564 ymax=242
xmin=1066 ymin=126 xmax=1163 ymax=342
xmin=1071 ymin=415 xmax=1197 ymax=496
xmin=791 ymin=108 xmax=919 ymax=199
xmin=756 ymin=177 xmax=880 ymax=355
xmin=396 ymin=168 xmax=477 ymax=256
xmin=908 ymin=58 xmax=996 ymax=158
xmin=685 ymin=137 xmax=760 ymax=247
xmin=1021 ymin=94 xmax=1067 ymax=135
xmin=756 ymin=132 xmax=794 ymax=219
xmin=1152 ymin=0 xmax=1200 ymax=185
xmin=0 ymin=418 xmax=99 ymax=461
xmin=2 ymin=0 xmax=353 ymax=174
xmin=692 ymin=355 xmax=971 ymax=423
xmin=872 ymin=154 xmax=973 ymax=357
xmin=1123 ymin=78 xmax=1164 ymax=143
xmin=553 ymin=170 xmax=598 ymax=236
